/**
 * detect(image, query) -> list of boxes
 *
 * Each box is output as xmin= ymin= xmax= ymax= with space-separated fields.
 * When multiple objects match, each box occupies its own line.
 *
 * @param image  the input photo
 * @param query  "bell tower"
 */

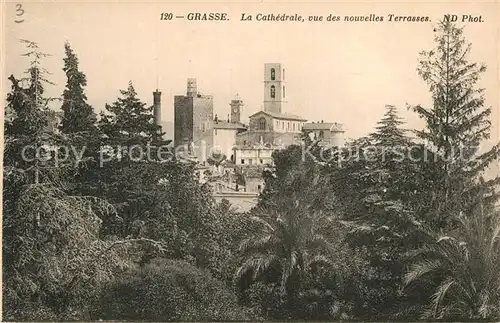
xmin=230 ymin=93 xmax=243 ymax=123
xmin=264 ymin=63 xmax=286 ymax=114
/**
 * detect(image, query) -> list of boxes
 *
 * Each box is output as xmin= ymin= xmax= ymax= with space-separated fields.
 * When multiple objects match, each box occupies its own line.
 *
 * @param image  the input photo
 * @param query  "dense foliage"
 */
xmin=3 ymin=21 xmax=500 ymax=321
xmin=94 ymin=259 xmax=256 ymax=321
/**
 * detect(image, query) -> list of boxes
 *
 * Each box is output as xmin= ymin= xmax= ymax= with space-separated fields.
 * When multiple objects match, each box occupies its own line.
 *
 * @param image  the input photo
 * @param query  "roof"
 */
xmin=303 ymin=122 xmax=344 ymax=132
xmin=213 ymin=121 xmax=247 ymax=130
xmin=249 ymin=110 xmax=307 ymax=121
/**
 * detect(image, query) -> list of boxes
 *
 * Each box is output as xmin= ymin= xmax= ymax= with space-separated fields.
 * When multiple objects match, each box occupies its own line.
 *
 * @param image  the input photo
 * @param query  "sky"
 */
xmin=3 ymin=1 xmax=499 ymax=175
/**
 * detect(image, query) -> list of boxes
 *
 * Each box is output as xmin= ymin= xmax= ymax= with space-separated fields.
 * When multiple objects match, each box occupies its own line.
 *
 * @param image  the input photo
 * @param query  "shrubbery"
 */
xmin=93 ymin=259 xmax=257 ymax=321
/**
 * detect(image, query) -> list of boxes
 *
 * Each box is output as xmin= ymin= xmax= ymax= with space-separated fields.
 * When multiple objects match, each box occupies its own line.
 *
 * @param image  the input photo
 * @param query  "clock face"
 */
xmin=233 ymin=108 xmax=238 ymax=113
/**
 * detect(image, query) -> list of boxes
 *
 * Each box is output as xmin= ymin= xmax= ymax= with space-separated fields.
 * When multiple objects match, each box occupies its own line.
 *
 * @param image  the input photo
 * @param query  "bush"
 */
xmin=93 ymin=258 xmax=257 ymax=321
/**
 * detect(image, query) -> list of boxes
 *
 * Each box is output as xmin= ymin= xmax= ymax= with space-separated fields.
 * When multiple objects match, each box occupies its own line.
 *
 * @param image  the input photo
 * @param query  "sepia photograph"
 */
xmin=1 ymin=0 xmax=499 ymax=321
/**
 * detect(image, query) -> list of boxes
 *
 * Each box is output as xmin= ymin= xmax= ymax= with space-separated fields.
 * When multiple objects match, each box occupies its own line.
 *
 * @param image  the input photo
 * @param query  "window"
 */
xmin=249 ymin=159 xmax=253 ymax=165
xmin=270 ymin=85 xmax=276 ymax=99
xmin=319 ymin=130 xmax=324 ymax=139
xmin=258 ymin=117 xmax=266 ymax=130
xmin=283 ymin=68 xmax=285 ymax=80
xmin=287 ymin=122 xmax=290 ymax=130
xmin=283 ymin=85 xmax=285 ymax=98
xmin=241 ymin=159 xmax=245 ymax=164
xmin=282 ymin=121 xmax=284 ymax=129
xmin=260 ymin=159 xmax=263 ymax=164
xmin=271 ymin=68 xmax=275 ymax=80
xmin=258 ymin=185 xmax=262 ymax=193
xmin=293 ymin=123 xmax=295 ymax=131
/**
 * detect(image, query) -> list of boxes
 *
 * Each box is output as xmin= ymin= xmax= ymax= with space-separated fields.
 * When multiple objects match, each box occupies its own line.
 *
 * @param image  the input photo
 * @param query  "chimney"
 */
xmin=215 ymin=114 xmax=219 ymax=124
xmin=153 ymin=90 xmax=162 ymax=126
xmin=187 ymin=78 xmax=197 ymax=97
xmin=227 ymin=114 xmax=230 ymax=122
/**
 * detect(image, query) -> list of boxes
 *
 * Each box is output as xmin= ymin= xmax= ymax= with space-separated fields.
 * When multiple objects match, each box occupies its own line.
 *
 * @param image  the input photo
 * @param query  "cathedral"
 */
xmin=171 ymin=63 xmax=345 ymax=211
xmin=173 ymin=63 xmax=344 ymax=162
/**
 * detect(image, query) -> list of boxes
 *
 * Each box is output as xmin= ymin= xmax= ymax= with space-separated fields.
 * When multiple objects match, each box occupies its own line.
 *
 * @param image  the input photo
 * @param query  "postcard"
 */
xmin=2 ymin=1 xmax=499 ymax=321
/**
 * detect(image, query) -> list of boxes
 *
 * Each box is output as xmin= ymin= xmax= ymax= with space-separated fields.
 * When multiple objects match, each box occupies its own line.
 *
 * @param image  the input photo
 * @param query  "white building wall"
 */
xmin=330 ymin=131 xmax=345 ymax=147
xmin=234 ymin=148 xmax=274 ymax=166
xmin=272 ymin=118 xmax=303 ymax=134
xmin=213 ymin=128 xmax=238 ymax=158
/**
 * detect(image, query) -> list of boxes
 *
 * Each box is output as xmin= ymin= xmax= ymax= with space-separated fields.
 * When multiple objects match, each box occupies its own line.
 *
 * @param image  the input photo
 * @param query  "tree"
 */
xmin=404 ymin=199 xmax=500 ymax=320
xmin=4 ymin=40 xmax=56 ymax=186
xmin=410 ymin=19 xmax=500 ymax=227
xmin=235 ymin=199 xmax=338 ymax=318
xmin=207 ymin=152 xmax=227 ymax=168
xmin=259 ymin=144 xmax=335 ymax=213
xmin=60 ymin=42 xmax=97 ymax=135
xmin=2 ymin=185 xmax=133 ymax=321
xmin=3 ymin=40 xmax=65 ymax=255
xmin=99 ymin=81 xmax=161 ymax=149
xmin=329 ymin=105 xmax=430 ymax=319
xmin=2 ymin=40 xmax=132 ymax=321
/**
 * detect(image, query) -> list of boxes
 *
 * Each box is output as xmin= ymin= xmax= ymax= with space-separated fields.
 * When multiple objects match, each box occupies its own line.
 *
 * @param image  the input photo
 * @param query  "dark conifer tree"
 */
xmin=99 ymin=81 xmax=158 ymax=147
xmin=4 ymin=40 xmax=58 ymax=186
xmin=410 ymin=20 xmax=500 ymax=226
xmin=330 ymin=105 xmax=428 ymax=319
xmin=60 ymin=42 xmax=97 ymax=135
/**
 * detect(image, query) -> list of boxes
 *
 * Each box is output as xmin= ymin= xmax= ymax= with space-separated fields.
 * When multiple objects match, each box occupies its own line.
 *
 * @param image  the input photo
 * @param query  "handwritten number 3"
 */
xmin=15 ymin=4 xmax=24 ymax=23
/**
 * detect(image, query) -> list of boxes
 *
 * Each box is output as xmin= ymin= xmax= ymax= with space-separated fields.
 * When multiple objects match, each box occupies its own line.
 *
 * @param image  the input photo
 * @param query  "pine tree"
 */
xmin=371 ymin=105 xmax=407 ymax=146
xmin=332 ymin=105 xmax=427 ymax=319
xmin=4 ymin=40 xmax=59 ymax=186
xmin=60 ymin=42 xmax=97 ymax=135
xmin=99 ymin=81 xmax=159 ymax=148
xmin=410 ymin=20 xmax=500 ymax=225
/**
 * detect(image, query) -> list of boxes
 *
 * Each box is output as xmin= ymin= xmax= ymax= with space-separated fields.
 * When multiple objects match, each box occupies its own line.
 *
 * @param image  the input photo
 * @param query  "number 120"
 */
xmin=160 ymin=13 xmax=173 ymax=20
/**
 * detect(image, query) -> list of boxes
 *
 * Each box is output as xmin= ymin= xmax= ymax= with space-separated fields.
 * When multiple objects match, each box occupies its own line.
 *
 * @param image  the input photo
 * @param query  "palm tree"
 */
xmin=403 ymin=203 xmax=500 ymax=320
xmin=234 ymin=200 xmax=333 ymax=309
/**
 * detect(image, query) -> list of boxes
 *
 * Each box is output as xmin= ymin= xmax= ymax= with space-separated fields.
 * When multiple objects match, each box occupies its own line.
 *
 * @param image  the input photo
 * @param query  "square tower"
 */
xmin=264 ymin=63 xmax=287 ymax=114
xmin=230 ymin=94 xmax=243 ymax=123
xmin=174 ymin=79 xmax=214 ymax=163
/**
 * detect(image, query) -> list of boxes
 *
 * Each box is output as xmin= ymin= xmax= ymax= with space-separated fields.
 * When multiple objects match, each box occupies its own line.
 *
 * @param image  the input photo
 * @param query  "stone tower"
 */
xmin=174 ymin=78 xmax=214 ymax=163
xmin=263 ymin=63 xmax=286 ymax=114
xmin=230 ymin=94 xmax=243 ymax=123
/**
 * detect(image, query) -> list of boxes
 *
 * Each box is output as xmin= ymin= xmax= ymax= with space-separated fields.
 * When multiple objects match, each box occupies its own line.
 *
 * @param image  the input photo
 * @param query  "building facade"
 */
xmin=233 ymin=146 xmax=274 ymax=166
xmin=303 ymin=121 xmax=345 ymax=147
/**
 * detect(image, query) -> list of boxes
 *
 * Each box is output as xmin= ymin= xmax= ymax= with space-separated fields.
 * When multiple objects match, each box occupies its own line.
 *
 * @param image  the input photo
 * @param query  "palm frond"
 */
xmin=430 ymin=278 xmax=455 ymax=318
xmin=306 ymin=254 xmax=332 ymax=268
xmin=404 ymin=259 xmax=443 ymax=286
xmin=234 ymin=254 xmax=277 ymax=281
xmin=238 ymin=234 xmax=274 ymax=253
xmin=248 ymin=215 xmax=275 ymax=232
